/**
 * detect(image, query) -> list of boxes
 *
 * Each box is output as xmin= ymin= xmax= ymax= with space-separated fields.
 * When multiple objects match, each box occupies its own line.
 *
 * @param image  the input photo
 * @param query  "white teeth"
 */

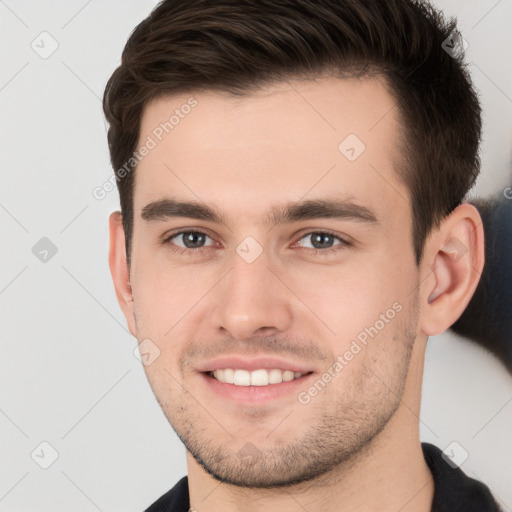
xmin=282 ymin=370 xmax=295 ymax=382
xmin=223 ymin=368 xmax=234 ymax=384
xmin=211 ymin=368 xmax=304 ymax=386
xmin=250 ymin=369 xmax=269 ymax=386
xmin=268 ymin=369 xmax=283 ymax=384
xmin=233 ymin=369 xmax=251 ymax=386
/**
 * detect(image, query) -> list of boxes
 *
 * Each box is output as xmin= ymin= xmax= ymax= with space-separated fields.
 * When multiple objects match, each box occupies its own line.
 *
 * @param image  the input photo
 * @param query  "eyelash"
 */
xmin=162 ymin=229 xmax=352 ymax=257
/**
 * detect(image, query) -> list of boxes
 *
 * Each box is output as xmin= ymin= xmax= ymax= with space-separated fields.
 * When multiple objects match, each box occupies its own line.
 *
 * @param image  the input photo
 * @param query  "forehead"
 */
xmin=134 ymin=76 xmax=409 ymax=227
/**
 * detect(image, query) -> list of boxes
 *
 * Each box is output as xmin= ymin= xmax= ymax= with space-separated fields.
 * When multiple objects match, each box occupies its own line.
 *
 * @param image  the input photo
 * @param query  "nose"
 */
xmin=209 ymin=246 xmax=294 ymax=340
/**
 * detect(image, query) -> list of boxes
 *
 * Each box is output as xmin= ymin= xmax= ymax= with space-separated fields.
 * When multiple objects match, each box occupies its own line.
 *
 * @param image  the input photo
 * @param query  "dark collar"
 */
xmin=421 ymin=442 xmax=501 ymax=511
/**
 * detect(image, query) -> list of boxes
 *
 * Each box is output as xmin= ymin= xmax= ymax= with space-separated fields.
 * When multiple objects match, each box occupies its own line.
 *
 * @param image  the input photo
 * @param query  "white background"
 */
xmin=1 ymin=1 xmax=511 ymax=510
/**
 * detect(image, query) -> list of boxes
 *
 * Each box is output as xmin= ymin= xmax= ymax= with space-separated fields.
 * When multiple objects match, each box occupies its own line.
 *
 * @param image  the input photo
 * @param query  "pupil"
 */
xmin=312 ymin=233 xmax=332 ymax=249
xmin=184 ymin=232 xmax=204 ymax=248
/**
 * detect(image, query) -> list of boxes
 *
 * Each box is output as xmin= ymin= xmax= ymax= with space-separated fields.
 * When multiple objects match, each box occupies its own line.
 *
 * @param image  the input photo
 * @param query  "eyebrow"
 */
xmin=141 ymin=196 xmax=379 ymax=227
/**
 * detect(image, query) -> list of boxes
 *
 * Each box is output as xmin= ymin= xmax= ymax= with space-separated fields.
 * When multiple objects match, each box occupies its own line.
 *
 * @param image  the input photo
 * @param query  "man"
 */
xmin=103 ymin=0 xmax=501 ymax=510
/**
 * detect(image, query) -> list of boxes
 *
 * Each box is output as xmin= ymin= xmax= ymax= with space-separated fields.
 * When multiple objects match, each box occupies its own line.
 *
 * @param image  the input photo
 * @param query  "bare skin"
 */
xmin=109 ymin=76 xmax=484 ymax=511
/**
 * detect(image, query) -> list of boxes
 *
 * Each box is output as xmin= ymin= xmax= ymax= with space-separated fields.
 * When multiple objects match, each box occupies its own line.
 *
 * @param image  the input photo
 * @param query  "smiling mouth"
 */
xmin=206 ymin=368 xmax=314 ymax=386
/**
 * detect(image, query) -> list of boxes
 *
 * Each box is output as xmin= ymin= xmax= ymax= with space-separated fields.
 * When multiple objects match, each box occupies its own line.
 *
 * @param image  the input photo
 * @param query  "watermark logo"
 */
xmin=31 ymin=441 xmax=59 ymax=469
xmin=338 ymin=133 xmax=366 ymax=162
xmin=31 ymin=31 xmax=59 ymax=59
xmin=442 ymin=441 xmax=469 ymax=468
xmin=442 ymin=236 xmax=468 ymax=262
xmin=236 ymin=236 xmax=264 ymax=264
xmin=133 ymin=338 xmax=161 ymax=366
xmin=442 ymin=30 xmax=468 ymax=59
xmin=32 ymin=237 xmax=58 ymax=263
xmin=237 ymin=442 xmax=263 ymax=466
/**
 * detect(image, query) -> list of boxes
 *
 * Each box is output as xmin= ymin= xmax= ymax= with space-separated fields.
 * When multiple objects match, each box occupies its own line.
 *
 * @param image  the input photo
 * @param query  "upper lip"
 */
xmin=196 ymin=355 xmax=314 ymax=374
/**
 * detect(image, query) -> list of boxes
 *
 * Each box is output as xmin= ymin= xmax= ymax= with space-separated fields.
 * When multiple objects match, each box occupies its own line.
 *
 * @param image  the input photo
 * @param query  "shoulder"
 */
xmin=421 ymin=442 xmax=502 ymax=511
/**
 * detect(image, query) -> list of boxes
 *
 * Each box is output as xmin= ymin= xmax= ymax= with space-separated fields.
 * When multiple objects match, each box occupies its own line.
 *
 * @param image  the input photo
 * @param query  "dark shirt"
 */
xmin=144 ymin=442 xmax=501 ymax=511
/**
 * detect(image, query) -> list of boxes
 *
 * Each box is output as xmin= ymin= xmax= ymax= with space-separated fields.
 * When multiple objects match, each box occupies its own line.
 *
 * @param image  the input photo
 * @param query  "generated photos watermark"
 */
xmin=93 ymin=97 xmax=198 ymax=200
xmin=298 ymin=301 xmax=403 ymax=405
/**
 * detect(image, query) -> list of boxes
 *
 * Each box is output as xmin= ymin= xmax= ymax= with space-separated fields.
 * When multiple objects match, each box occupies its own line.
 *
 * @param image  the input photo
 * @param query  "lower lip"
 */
xmin=199 ymin=371 xmax=315 ymax=405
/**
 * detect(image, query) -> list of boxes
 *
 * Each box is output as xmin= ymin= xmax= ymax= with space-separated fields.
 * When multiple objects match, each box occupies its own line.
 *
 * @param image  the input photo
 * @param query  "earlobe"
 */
xmin=420 ymin=204 xmax=484 ymax=336
xmin=108 ymin=211 xmax=137 ymax=337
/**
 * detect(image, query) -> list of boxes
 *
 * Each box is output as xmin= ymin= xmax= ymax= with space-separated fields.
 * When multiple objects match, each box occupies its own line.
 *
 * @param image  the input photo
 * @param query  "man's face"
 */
xmin=125 ymin=76 xmax=423 ymax=486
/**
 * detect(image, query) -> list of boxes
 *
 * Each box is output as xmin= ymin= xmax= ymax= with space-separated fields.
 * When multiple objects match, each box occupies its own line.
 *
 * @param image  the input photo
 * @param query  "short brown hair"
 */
xmin=103 ymin=0 xmax=482 ymax=267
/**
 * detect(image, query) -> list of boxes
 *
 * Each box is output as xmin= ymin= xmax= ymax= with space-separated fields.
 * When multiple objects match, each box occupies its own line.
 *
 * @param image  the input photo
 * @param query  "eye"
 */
xmin=163 ymin=230 xmax=215 ymax=254
xmin=162 ymin=229 xmax=351 ymax=257
xmin=294 ymin=231 xmax=351 ymax=255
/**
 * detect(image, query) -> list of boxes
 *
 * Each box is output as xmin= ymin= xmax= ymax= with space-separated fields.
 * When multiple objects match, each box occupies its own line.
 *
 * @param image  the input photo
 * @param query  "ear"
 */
xmin=108 ymin=211 xmax=137 ymax=337
xmin=420 ymin=203 xmax=485 ymax=336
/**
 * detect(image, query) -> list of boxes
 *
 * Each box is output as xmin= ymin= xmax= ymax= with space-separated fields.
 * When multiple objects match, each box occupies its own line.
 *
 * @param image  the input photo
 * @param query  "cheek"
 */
xmin=132 ymin=254 xmax=210 ymax=329
xmin=290 ymin=258 xmax=408 ymax=344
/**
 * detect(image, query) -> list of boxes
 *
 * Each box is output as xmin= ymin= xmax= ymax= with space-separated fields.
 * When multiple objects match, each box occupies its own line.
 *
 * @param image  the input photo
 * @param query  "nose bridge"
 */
xmin=210 ymin=238 xmax=292 ymax=338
